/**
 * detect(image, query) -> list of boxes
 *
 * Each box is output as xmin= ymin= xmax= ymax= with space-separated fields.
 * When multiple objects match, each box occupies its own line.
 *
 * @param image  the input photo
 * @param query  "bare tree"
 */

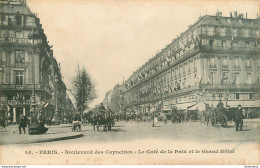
xmin=70 ymin=65 xmax=96 ymax=117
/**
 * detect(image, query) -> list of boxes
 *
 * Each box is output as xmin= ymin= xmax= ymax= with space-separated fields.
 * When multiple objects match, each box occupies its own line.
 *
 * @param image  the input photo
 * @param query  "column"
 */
xmin=13 ymin=108 xmax=16 ymax=123
xmin=23 ymin=107 xmax=26 ymax=116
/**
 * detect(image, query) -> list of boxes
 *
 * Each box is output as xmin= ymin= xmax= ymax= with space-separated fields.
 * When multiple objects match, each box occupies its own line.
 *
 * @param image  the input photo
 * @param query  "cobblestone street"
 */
xmin=1 ymin=118 xmax=257 ymax=145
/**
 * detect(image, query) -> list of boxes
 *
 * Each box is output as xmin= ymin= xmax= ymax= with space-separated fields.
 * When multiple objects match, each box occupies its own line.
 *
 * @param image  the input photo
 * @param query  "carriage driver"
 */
xmin=215 ymin=100 xmax=224 ymax=117
xmin=99 ymin=103 xmax=106 ymax=116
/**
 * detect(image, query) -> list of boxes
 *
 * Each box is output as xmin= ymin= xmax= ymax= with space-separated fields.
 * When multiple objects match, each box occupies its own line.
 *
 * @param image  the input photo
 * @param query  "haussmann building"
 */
xmin=123 ymin=11 xmax=260 ymax=115
xmin=0 ymin=0 xmax=69 ymax=124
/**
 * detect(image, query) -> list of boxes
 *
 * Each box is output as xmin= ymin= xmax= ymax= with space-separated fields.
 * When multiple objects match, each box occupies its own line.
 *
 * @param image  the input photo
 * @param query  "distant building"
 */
xmin=103 ymin=90 xmax=112 ymax=109
xmin=123 ymin=12 xmax=260 ymax=114
xmin=0 ymin=0 xmax=70 ymax=124
xmin=109 ymin=84 xmax=124 ymax=115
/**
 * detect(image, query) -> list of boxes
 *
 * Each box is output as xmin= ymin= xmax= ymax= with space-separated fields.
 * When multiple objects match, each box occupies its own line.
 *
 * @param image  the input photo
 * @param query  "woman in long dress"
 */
xmin=154 ymin=116 xmax=159 ymax=127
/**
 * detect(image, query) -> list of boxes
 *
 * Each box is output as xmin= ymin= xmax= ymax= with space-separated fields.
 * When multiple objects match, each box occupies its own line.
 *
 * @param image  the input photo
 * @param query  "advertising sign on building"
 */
xmin=0 ymin=0 xmax=22 ymax=5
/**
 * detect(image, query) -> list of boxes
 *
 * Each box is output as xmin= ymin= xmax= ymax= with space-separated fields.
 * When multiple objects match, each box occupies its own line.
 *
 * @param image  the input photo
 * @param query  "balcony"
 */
xmin=200 ymin=45 xmax=260 ymax=53
xmin=183 ymin=71 xmax=186 ymax=76
xmin=14 ymin=62 xmax=29 ymax=68
xmin=234 ymin=65 xmax=241 ymax=70
xmin=209 ymin=64 xmax=217 ymax=69
xmin=201 ymin=31 xmax=258 ymax=39
xmin=222 ymin=65 xmax=229 ymax=69
xmin=246 ymin=65 xmax=252 ymax=70
xmin=188 ymin=69 xmax=191 ymax=74
xmin=7 ymin=100 xmax=31 ymax=105
xmin=0 ymin=84 xmax=41 ymax=90
xmin=193 ymin=67 xmax=197 ymax=72
xmin=0 ymin=37 xmax=42 ymax=45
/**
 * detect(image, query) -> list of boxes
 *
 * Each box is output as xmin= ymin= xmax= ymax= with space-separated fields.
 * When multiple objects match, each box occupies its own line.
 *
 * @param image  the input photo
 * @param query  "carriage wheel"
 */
xmin=200 ymin=117 xmax=206 ymax=124
xmin=189 ymin=115 xmax=195 ymax=122
xmin=171 ymin=117 xmax=175 ymax=123
xmin=211 ymin=117 xmax=216 ymax=127
xmin=220 ymin=115 xmax=228 ymax=128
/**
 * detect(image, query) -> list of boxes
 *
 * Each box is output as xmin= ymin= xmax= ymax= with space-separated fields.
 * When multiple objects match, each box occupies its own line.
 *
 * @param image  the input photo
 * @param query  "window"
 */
xmin=246 ymin=73 xmax=252 ymax=84
xmin=209 ymin=72 xmax=215 ymax=84
xmin=246 ymin=59 xmax=252 ymax=69
xmin=220 ymin=28 xmax=225 ymax=36
xmin=234 ymin=72 xmax=240 ymax=84
xmin=202 ymin=27 xmax=207 ymax=35
xmin=209 ymin=57 xmax=216 ymax=68
xmin=221 ymin=72 xmax=228 ymax=84
xmin=221 ymin=41 xmax=226 ymax=50
xmin=0 ymin=51 xmax=6 ymax=63
xmin=249 ymin=93 xmax=254 ymax=100
xmin=257 ymin=60 xmax=260 ymax=70
xmin=222 ymin=57 xmax=228 ymax=68
xmin=235 ymin=93 xmax=240 ymax=100
xmin=232 ymin=28 xmax=237 ymax=37
xmin=257 ymin=76 xmax=260 ymax=84
xmin=243 ymin=29 xmax=249 ymax=38
xmin=15 ymin=31 xmax=23 ymax=38
xmin=16 ymin=15 xmax=22 ymax=26
xmin=234 ymin=58 xmax=240 ymax=69
xmin=208 ymin=27 xmax=213 ymax=36
xmin=209 ymin=40 xmax=214 ymax=48
xmin=0 ymin=69 xmax=2 ymax=84
xmin=15 ymin=70 xmax=24 ymax=85
xmin=15 ymin=51 xmax=25 ymax=64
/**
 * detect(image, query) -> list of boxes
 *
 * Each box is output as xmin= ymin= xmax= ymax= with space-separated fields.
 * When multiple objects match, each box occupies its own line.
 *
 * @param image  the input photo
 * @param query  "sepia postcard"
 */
xmin=0 ymin=0 xmax=259 ymax=165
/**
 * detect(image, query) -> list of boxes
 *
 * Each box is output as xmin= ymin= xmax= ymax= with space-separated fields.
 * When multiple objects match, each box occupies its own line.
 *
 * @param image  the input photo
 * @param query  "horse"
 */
xmin=92 ymin=114 xmax=114 ymax=132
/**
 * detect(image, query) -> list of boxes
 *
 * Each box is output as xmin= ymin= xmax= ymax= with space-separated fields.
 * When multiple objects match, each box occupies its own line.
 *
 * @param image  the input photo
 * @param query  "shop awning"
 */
xmin=162 ymin=106 xmax=171 ymax=111
xmin=187 ymin=101 xmax=207 ymax=111
xmin=227 ymin=100 xmax=260 ymax=108
xmin=174 ymin=102 xmax=196 ymax=110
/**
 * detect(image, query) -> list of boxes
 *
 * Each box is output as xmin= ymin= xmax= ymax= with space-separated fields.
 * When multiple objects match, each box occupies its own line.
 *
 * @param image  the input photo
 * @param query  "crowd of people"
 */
xmin=0 ymin=101 xmax=258 ymax=133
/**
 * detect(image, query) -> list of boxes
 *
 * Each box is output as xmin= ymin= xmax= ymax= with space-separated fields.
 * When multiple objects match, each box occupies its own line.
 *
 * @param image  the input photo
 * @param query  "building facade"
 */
xmin=107 ymin=84 xmax=124 ymax=115
xmin=123 ymin=12 xmax=260 ymax=115
xmin=0 ymin=0 xmax=70 ymax=124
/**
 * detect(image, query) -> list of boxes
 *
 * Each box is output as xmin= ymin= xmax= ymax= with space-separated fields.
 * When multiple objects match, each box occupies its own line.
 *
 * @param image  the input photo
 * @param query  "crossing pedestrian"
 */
xmin=18 ymin=115 xmax=28 ymax=134
xmin=235 ymin=105 xmax=243 ymax=131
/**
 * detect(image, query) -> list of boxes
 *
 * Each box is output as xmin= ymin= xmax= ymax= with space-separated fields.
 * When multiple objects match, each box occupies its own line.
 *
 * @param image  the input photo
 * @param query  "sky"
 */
xmin=26 ymin=0 xmax=259 ymax=108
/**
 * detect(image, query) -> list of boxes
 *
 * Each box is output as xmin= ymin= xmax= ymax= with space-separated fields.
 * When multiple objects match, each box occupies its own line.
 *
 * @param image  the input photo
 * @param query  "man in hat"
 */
xmin=18 ymin=115 xmax=28 ymax=134
xmin=235 ymin=104 xmax=243 ymax=131
xmin=99 ymin=103 xmax=105 ymax=116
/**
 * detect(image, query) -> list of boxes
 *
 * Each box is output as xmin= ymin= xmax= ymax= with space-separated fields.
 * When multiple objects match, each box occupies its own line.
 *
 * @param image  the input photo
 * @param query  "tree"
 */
xmin=70 ymin=66 xmax=96 ymax=117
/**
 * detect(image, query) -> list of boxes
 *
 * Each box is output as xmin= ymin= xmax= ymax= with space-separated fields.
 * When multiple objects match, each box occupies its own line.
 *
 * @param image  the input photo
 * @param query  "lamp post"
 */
xmin=54 ymin=77 xmax=59 ymax=123
xmin=224 ymin=90 xmax=230 ymax=108
xmin=29 ymin=82 xmax=37 ymax=135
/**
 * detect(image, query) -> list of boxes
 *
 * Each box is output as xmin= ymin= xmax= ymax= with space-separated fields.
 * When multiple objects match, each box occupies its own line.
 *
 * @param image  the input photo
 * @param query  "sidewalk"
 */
xmin=0 ymin=124 xmax=83 ymax=145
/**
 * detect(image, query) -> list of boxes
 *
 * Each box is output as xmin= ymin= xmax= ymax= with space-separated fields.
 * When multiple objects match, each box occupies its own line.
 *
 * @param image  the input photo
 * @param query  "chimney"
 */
xmin=230 ymin=12 xmax=233 ymax=18
xmin=234 ymin=11 xmax=238 ymax=17
xmin=246 ymin=12 xmax=247 ymax=18
xmin=257 ymin=13 xmax=259 ymax=18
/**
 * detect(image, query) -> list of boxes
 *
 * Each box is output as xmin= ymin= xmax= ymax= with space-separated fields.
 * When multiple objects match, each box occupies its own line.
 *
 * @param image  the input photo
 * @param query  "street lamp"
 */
xmin=54 ymin=77 xmax=59 ymax=123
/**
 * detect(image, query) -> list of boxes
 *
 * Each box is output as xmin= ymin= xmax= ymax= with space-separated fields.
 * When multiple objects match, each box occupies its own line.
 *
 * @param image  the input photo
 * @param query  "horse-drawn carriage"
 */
xmin=72 ymin=114 xmax=82 ymax=132
xmin=157 ymin=108 xmax=184 ymax=124
xmin=209 ymin=107 xmax=228 ymax=127
xmin=92 ymin=110 xmax=115 ymax=132
xmin=201 ymin=104 xmax=228 ymax=128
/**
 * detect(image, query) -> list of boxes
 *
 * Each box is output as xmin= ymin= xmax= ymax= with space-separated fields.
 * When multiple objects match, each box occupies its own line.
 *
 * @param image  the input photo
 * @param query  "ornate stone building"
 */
xmin=0 ymin=0 xmax=70 ymax=124
xmin=123 ymin=12 xmax=260 ymax=114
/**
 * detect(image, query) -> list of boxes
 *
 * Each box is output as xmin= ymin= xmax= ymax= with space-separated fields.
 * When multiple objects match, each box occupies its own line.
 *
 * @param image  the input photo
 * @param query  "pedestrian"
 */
xmin=18 ymin=115 xmax=28 ymax=134
xmin=235 ymin=105 xmax=243 ymax=131
xmin=153 ymin=115 xmax=159 ymax=127
xmin=99 ymin=103 xmax=105 ymax=116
